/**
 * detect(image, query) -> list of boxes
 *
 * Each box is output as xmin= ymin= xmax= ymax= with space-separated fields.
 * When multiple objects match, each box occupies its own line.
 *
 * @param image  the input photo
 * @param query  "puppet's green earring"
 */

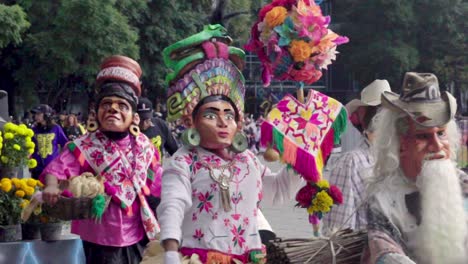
xmin=230 ymin=132 xmax=248 ymax=153
xmin=182 ymin=128 xmax=200 ymax=148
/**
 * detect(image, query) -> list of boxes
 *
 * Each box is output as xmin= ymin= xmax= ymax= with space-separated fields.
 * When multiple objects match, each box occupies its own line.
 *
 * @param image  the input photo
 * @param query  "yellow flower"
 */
xmin=310 ymin=190 xmax=333 ymax=213
xmin=28 ymin=159 xmax=38 ymax=169
xmin=1 ymin=178 xmax=11 ymax=184
xmin=16 ymin=126 xmax=27 ymax=136
xmin=15 ymin=190 xmax=25 ymax=198
xmin=4 ymin=132 xmax=14 ymax=140
xmin=27 ymin=179 xmax=38 ymax=187
xmin=20 ymin=199 xmax=30 ymax=209
xmin=37 ymin=181 xmax=44 ymax=188
xmin=289 ymin=40 xmax=312 ymax=62
xmin=26 ymin=129 xmax=34 ymax=138
xmin=316 ymin=179 xmax=330 ymax=189
xmin=264 ymin=6 xmax=288 ymax=28
xmin=4 ymin=122 xmax=18 ymax=133
xmin=28 ymin=148 xmax=34 ymax=154
xmin=13 ymin=144 xmax=21 ymax=151
xmin=12 ymin=178 xmax=21 ymax=188
xmin=1 ymin=156 xmax=9 ymax=163
xmin=26 ymin=141 xmax=35 ymax=149
xmin=1 ymin=182 xmax=12 ymax=192
xmin=24 ymin=186 xmax=35 ymax=196
xmin=34 ymin=205 xmax=42 ymax=215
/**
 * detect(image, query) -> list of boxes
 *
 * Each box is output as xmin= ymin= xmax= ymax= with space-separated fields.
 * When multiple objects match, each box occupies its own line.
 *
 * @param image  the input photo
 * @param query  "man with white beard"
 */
xmin=361 ymin=72 xmax=468 ymax=264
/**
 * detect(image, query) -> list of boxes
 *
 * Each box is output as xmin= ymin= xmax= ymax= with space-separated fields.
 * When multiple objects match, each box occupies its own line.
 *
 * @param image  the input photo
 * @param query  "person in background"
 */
xmin=362 ymin=72 xmax=467 ymax=264
xmin=58 ymin=110 xmax=68 ymax=128
xmin=30 ymin=104 xmax=68 ymax=180
xmin=321 ymin=80 xmax=392 ymax=235
xmin=63 ymin=113 xmax=85 ymax=141
xmin=136 ymin=97 xmax=178 ymax=157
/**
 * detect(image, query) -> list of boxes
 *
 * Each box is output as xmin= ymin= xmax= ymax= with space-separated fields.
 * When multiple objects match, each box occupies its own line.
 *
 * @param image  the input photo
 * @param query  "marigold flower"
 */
xmin=13 ymin=144 xmax=21 ymax=151
xmin=24 ymin=186 xmax=35 ymax=196
xmin=4 ymin=122 xmax=17 ymax=133
xmin=28 ymin=148 xmax=34 ymax=154
xmin=1 ymin=182 xmax=12 ymax=192
xmin=27 ymin=179 xmax=38 ymax=187
xmin=26 ymin=141 xmax=35 ymax=149
xmin=15 ymin=190 xmax=25 ymax=198
xmin=4 ymin=132 xmax=14 ymax=140
xmin=26 ymin=129 xmax=34 ymax=138
xmin=1 ymin=156 xmax=9 ymax=163
xmin=264 ymin=6 xmax=288 ymax=28
xmin=20 ymin=199 xmax=30 ymax=209
xmin=309 ymin=190 xmax=333 ymax=213
xmin=316 ymin=179 xmax=330 ymax=189
xmin=12 ymin=178 xmax=21 ymax=188
xmin=37 ymin=181 xmax=44 ymax=188
xmin=289 ymin=40 xmax=312 ymax=62
xmin=28 ymin=159 xmax=38 ymax=169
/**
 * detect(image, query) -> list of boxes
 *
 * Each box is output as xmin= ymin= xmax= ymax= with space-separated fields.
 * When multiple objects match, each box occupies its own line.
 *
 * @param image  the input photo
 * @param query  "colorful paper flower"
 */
xmin=246 ymin=0 xmax=349 ymax=86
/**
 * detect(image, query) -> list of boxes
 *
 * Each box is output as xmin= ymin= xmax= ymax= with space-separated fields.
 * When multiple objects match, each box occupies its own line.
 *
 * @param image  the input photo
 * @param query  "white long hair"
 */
xmin=366 ymin=108 xmax=461 ymax=193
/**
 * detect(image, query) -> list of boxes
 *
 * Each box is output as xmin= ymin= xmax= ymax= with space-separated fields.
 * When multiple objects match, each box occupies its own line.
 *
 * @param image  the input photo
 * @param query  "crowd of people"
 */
xmin=0 ymin=24 xmax=466 ymax=264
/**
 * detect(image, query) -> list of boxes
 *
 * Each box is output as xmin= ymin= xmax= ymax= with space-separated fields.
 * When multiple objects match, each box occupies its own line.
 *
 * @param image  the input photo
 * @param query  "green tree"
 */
xmin=12 ymin=0 xmax=139 ymax=106
xmin=0 ymin=4 xmax=30 ymax=49
xmin=334 ymin=0 xmax=466 ymax=96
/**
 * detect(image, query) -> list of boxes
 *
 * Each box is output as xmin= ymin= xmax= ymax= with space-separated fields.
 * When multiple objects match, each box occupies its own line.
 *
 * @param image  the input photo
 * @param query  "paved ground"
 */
xmin=256 ymin=155 xmax=316 ymax=239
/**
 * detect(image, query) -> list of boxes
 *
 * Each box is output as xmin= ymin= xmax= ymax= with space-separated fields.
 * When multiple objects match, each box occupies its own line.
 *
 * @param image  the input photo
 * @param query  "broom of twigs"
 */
xmin=266 ymin=229 xmax=367 ymax=264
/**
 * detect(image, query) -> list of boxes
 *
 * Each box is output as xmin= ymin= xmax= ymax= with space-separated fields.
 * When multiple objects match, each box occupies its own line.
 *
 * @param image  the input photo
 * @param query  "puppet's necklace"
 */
xmin=201 ymin=159 xmax=236 ymax=212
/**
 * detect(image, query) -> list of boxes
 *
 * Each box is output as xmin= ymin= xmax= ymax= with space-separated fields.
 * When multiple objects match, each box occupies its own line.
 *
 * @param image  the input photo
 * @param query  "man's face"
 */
xmin=59 ymin=114 xmax=66 ymax=121
xmin=193 ymin=100 xmax=238 ymax=149
xmin=97 ymin=96 xmax=135 ymax=132
xmin=399 ymin=119 xmax=450 ymax=181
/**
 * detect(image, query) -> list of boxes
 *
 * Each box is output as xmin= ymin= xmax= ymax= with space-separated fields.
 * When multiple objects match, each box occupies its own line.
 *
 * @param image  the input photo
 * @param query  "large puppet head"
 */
xmin=164 ymin=25 xmax=247 ymax=152
xmin=93 ymin=55 xmax=142 ymax=134
xmin=369 ymin=72 xmax=466 ymax=263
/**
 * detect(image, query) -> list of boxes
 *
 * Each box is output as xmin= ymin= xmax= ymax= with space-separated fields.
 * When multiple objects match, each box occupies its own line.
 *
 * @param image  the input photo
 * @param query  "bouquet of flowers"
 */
xmin=0 ymin=177 xmax=43 ymax=225
xmin=295 ymin=179 xmax=343 ymax=235
xmin=0 ymin=122 xmax=37 ymax=169
xmin=245 ymin=0 xmax=349 ymax=86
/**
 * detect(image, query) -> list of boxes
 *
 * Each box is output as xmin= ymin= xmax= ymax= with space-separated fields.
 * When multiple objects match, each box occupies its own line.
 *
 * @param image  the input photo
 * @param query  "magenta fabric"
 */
xmin=41 ymin=135 xmax=147 ymax=247
xmin=180 ymin=247 xmax=250 ymax=263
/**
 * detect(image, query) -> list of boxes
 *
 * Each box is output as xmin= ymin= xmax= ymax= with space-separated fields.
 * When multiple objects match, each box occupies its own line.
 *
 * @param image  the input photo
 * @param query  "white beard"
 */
xmin=411 ymin=159 xmax=467 ymax=264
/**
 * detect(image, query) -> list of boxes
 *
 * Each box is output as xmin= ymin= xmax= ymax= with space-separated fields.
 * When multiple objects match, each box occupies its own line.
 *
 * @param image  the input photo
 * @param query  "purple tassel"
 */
xmin=309 ymin=214 xmax=320 ymax=225
xmin=61 ymin=189 xmax=73 ymax=198
xmin=295 ymin=147 xmax=319 ymax=182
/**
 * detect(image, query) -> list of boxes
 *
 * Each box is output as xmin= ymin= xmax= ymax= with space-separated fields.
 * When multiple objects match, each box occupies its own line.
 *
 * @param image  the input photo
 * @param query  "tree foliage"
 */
xmin=0 ymin=4 xmax=30 ymax=49
xmin=334 ymin=0 xmax=466 ymax=96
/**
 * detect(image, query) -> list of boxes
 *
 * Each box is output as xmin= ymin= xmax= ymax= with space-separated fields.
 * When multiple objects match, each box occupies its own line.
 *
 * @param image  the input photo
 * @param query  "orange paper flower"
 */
xmin=264 ymin=6 xmax=288 ymax=28
xmin=289 ymin=39 xmax=312 ymax=62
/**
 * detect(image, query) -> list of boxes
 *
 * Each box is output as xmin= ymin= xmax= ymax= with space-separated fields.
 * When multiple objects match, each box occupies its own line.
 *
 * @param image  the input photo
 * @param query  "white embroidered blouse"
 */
xmin=157 ymin=146 xmax=302 ymax=255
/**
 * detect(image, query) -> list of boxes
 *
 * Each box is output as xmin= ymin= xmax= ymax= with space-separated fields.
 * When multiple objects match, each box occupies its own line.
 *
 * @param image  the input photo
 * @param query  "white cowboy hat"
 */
xmin=345 ymin=79 xmax=392 ymax=115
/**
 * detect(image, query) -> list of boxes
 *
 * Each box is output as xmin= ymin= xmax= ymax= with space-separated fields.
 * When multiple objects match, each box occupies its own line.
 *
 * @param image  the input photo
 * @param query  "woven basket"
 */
xmin=42 ymin=195 xmax=111 ymax=221
xmin=266 ymin=229 xmax=367 ymax=264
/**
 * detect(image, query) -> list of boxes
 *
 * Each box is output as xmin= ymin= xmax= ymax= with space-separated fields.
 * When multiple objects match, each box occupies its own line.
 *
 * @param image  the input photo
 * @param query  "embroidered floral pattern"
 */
xmin=231 ymin=224 xmax=246 ymax=248
xmin=197 ymin=191 xmax=214 ymax=213
xmin=193 ymin=229 xmax=204 ymax=241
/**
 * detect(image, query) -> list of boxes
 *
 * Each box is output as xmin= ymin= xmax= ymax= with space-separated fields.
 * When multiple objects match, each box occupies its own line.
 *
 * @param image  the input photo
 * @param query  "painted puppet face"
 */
xmin=97 ymin=96 xmax=136 ymax=132
xmin=194 ymin=100 xmax=238 ymax=150
xmin=399 ymin=119 xmax=450 ymax=181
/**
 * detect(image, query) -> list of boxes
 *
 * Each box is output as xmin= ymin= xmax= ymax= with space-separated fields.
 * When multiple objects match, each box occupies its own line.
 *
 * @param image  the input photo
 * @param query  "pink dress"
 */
xmin=42 ymin=135 xmax=156 ymax=247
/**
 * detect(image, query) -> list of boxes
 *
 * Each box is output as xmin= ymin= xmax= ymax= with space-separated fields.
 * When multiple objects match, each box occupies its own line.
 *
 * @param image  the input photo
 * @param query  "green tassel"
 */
xmin=121 ymin=201 xmax=127 ymax=209
xmin=331 ymin=107 xmax=348 ymax=145
xmin=272 ymin=127 xmax=284 ymax=154
xmin=91 ymin=194 xmax=106 ymax=221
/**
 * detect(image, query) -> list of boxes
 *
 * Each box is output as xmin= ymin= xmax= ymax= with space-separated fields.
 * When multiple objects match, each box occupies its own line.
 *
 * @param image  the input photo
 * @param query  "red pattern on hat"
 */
xmin=96 ymin=55 xmax=142 ymax=96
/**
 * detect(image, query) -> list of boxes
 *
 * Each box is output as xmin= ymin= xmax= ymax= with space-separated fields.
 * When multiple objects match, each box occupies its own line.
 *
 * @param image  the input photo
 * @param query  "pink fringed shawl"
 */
xmin=261 ymin=89 xmax=347 ymax=182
